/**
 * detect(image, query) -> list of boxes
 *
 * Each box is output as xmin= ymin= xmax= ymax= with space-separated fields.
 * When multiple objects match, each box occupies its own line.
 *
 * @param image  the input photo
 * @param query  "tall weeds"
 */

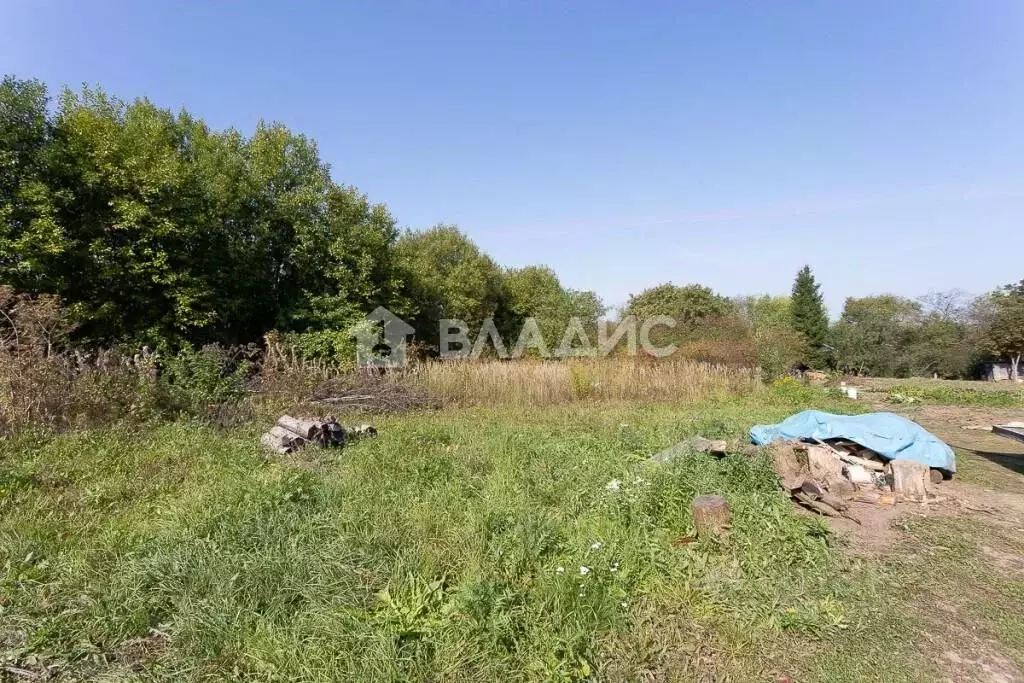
xmin=0 ymin=287 xmax=763 ymax=430
xmin=401 ymin=357 xmax=761 ymax=407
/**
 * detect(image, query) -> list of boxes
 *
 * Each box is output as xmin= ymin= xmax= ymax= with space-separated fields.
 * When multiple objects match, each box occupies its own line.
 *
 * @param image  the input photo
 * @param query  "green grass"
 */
xmin=885 ymin=383 xmax=1024 ymax=407
xmin=0 ymin=384 xmax=1014 ymax=681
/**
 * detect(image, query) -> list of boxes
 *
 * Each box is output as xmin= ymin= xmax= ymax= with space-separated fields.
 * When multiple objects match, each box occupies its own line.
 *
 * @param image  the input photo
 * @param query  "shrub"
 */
xmin=754 ymin=326 xmax=807 ymax=379
xmin=0 ymin=288 xmax=160 ymax=432
xmin=278 ymin=328 xmax=358 ymax=371
xmin=156 ymin=345 xmax=257 ymax=417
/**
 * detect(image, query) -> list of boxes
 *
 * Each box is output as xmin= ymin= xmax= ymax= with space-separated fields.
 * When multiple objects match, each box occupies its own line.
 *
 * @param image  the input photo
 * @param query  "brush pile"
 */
xmin=261 ymin=415 xmax=377 ymax=454
xmin=312 ymin=376 xmax=439 ymax=413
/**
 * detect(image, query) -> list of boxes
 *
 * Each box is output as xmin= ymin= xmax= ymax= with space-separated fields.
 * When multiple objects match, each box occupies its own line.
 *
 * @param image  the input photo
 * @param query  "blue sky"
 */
xmin=3 ymin=1 xmax=1022 ymax=315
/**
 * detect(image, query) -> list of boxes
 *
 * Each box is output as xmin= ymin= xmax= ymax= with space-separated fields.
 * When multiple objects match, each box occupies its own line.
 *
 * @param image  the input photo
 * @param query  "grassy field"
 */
xmin=1 ymin=377 xmax=1022 ymax=681
xmin=855 ymin=376 xmax=1024 ymax=408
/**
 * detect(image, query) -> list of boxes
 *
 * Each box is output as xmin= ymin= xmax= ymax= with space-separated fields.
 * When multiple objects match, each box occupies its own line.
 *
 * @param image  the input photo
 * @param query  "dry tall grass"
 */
xmin=401 ymin=357 xmax=761 ymax=407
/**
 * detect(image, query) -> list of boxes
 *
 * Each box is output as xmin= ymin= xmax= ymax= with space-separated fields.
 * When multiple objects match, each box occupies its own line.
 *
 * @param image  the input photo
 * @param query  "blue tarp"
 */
xmin=750 ymin=410 xmax=956 ymax=472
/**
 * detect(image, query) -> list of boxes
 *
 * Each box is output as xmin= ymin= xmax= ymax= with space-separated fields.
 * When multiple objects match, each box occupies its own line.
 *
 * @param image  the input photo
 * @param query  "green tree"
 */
xmin=44 ymin=87 xmax=222 ymax=344
xmin=623 ymin=283 xmax=735 ymax=355
xmin=500 ymin=266 xmax=571 ymax=350
xmin=396 ymin=225 xmax=503 ymax=349
xmin=566 ymin=289 xmax=605 ymax=328
xmin=734 ymin=295 xmax=806 ymax=377
xmin=903 ymin=291 xmax=975 ymax=378
xmin=829 ymin=295 xmax=921 ymax=376
xmin=1 ymin=76 xmax=407 ymax=353
xmin=734 ymin=294 xmax=792 ymax=330
xmin=981 ymin=281 xmax=1024 ymax=381
xmin=498 ymin=266 xmax=604 ymax=352
xmin=0 ymin=76 xmax=64 ymax=293
xmin=624 ymin=283 xmax=732 ymax=325
xmin=789 ymin=266 xmax=828 ymax=367
xmin=287 ymin=185 xmax=406 ymax=331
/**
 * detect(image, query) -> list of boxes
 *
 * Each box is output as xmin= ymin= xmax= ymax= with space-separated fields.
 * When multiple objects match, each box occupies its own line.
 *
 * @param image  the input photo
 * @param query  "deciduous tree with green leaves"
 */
xmin=981 ymin=280 xmax=1024 ymax=381
xmin=829 ymin=295 xmax=921 ymax=376
xmin=624 ymin=283 xmax=733 ymax=325
xmin=395 ymin=225 xmax=504 ymax=349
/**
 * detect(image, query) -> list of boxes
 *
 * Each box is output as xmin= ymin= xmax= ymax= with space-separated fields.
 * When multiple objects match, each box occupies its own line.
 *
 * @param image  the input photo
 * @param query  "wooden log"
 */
xmin=277 ymin=415 xmax=321 ymax=440
xmin=260 ymin=433 xmax=289 ymax=454
xmin=261 ymin=426 xmax=306 ymax=454
xmin=807 ymin=445 xmax=845 ymax=483
xmin=793 ymin=491 xmax=843 ymax=518
xmin=838 ymin=452 xmax=886 ymax=472
xmin=811 ymin=438 xmax=885 ymax=471
xmin=692 ymin=494 xmax=731 ymax=538
xmin=886 ymin=459 xmax=930 ymax=501
xmin=800 ymin=479 xmax=849 ymax=511
xmin=268 ymin=425 xmax=301 ymax=443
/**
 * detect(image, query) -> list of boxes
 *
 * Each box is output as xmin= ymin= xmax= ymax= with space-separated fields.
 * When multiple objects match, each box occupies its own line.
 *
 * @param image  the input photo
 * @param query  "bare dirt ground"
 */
xmin=826 ymin=394 xmax=1024 ymax=682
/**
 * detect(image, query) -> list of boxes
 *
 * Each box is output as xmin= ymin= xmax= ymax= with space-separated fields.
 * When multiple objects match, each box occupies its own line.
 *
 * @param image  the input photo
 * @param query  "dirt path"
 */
xmin=826 ymin=397 xmax=1024 ymax=682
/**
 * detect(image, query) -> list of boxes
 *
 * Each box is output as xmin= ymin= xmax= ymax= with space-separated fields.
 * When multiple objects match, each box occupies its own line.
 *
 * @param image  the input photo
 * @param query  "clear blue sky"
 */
xmin=3 ymin=1 xmax=1022 ymax=315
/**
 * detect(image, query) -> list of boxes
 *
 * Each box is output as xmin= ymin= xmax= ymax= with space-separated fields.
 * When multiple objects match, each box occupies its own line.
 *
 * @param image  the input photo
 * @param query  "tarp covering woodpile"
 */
xmin=750 ymin=410 xmax=956 ymax=473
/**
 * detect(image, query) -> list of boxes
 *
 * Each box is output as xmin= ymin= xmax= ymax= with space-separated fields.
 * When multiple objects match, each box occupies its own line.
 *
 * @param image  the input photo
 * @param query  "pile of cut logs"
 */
xmin=261 ymin=415 xmax=377 ymax=454
xmin=771 ymin=438 xmax=939 ymax=522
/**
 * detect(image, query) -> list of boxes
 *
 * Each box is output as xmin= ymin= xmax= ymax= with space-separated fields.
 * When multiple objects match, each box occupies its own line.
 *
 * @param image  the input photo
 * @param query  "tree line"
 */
xmin=2 ymin=75 xmax=1021 ymax=378
xmin=620 ymin=267 xmax=1023 ymax=380
xmin=0 ymin=75 xmax=602 ymax=361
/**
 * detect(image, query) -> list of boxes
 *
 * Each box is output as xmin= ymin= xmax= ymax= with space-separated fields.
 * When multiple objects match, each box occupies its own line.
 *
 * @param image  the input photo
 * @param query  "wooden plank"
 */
xmin=993 ymin=424 xmax=1024 ymax=445
xmin=810 ymin=438 xmax=886 ymax=471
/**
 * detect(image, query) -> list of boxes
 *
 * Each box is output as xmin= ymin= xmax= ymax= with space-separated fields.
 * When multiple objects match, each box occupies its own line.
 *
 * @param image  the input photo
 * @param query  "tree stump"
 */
xmin=692 ymin=494 xmax=731 ymax=538
xmin=886 ymin=459 xmax=930 ymax=501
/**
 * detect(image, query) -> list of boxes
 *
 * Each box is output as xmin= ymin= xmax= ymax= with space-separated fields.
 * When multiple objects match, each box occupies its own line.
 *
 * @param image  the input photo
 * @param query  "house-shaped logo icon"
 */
xmin=355 ymin=306 xmax=414 ymax=369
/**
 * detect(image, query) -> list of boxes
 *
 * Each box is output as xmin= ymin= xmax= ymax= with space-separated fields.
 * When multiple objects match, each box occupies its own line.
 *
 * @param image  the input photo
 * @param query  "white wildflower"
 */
xmin=579 ymin=566 xmax=590 ymax=575
xmin=556 ymin=566 xmax=564 ymax=574
xmin=605 ymin=479 xmax=621 ymax=492
xmin=589 ymin=541 xmax=603 ymax=550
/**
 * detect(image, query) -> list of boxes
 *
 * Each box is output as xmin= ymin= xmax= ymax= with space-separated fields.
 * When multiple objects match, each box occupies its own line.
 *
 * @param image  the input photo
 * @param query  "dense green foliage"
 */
xmin=624 ymin=282 xmax=733 ymax=326
xmin=500 ymin=265 xmax=604 ymax=354
xmin=0 ymin=76 xmax=599 ymax=358
xmin=1 ymin=75 xmax=1019 ymax=378
xmin=790 ymin=265 xmax=829 ymax=367
xmin=622 ymin=283 xmax=737 ymax=354
xmin=829 ymin=293 xmax=980 ymax=378
xmin=980 ymin=280 xmax=1024 ymax=380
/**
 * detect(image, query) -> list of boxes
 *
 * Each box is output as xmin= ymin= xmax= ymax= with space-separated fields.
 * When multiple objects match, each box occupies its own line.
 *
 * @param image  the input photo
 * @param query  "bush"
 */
xmin=0 ymin=288 xmax=160 ymax=432
xmin=676 ymin=316 xmax=758 ymax=368
xmin=278 ymin=328 xmax=359 ymax=370
xmin=754 ymin=326 xmax=807 ymax=379
xmin=156 ymin=345 xmax=257 ymax=417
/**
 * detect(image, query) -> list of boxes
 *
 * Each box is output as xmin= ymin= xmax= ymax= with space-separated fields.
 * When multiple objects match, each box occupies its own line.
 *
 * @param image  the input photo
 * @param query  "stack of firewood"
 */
xmin=260 ymin=415 xmax=377 ymax=454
